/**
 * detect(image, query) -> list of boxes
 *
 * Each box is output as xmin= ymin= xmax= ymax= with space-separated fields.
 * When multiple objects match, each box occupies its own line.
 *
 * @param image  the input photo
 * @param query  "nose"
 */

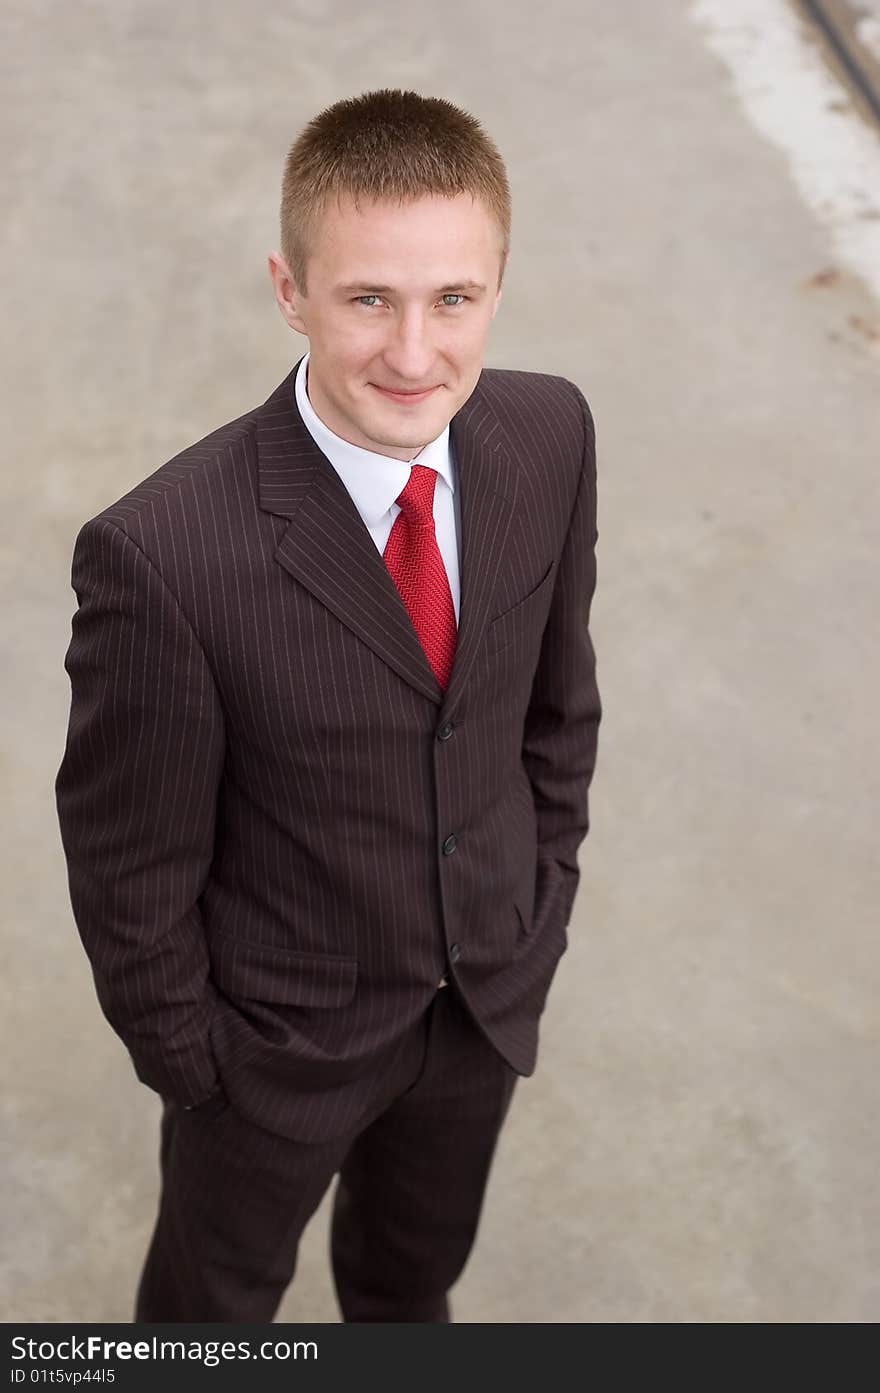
xmin=380 ymin=310 xmax=439 ymax=386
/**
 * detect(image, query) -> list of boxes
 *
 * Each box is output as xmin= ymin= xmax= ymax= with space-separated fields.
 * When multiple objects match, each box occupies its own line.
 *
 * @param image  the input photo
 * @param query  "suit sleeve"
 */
xmin=521 ymin=381 xmax=601 ymax=932
xmin=54 ymin=516 xmax=225 ymax=1106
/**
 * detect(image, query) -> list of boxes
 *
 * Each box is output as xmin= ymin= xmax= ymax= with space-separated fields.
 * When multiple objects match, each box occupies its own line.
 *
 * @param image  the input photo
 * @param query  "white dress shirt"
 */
xmin=294 ymin=351 xmax=461 ymax=624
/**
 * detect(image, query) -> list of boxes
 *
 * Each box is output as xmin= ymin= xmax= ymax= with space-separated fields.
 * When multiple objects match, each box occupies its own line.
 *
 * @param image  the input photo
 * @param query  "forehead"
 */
xmin=312 ymin=190 xmax=499 ymax=273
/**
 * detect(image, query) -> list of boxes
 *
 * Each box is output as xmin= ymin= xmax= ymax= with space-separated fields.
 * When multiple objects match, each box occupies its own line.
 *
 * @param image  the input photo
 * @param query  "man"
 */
xmin=54 ymin=87 xmax=601 ymax=1323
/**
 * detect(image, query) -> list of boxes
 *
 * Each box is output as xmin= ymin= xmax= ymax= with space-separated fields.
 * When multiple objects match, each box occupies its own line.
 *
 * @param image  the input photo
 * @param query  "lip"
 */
xmin=372 ymin=384 xmax=438 ymax=404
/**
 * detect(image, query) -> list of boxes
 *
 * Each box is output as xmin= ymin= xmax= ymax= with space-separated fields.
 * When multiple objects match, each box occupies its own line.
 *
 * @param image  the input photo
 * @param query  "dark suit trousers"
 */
xmin=133 ymin=983 xmax=519 ymax=1322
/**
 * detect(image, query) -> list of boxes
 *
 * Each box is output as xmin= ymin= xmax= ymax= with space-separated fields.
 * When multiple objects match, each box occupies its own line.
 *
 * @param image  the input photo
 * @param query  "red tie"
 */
xmin=383 ymin=463 xmax=457 ymax=690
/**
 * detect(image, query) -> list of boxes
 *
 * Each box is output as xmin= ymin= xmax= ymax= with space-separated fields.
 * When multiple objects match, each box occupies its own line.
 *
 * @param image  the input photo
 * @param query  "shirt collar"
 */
xmin=294 ymin=351 xmax=453 ymax=525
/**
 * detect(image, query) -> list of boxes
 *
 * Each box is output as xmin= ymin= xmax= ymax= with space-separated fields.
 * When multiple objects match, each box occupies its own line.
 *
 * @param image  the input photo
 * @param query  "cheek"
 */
xmin=323 ymin=341 xmax=370 ymax=381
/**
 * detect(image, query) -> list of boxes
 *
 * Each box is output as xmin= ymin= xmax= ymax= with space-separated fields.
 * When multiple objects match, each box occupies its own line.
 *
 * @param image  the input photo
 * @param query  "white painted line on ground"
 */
xmin=691 ymin=0 xmax=880 ymax=305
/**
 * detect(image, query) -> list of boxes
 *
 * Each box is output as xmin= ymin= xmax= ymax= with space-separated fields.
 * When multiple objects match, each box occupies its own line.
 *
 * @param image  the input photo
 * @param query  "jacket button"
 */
xmin=449 ymin=943 xmax=461 ymax=963
xmin=442 ymin=834 xmax=457 ymax=855
xmin=437 ymin=721 xmax=455 ymax=741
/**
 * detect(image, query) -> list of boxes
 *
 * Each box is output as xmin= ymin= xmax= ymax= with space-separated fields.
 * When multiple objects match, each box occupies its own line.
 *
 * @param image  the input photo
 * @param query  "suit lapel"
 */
xmin=256 ymin=356 xmax=520 ymax=716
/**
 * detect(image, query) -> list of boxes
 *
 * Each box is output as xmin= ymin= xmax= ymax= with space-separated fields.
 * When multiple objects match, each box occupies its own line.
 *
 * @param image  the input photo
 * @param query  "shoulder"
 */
xmin=82 ymin=402 xmax=260 ymax=540
xmin=472 ymin=368 xmax=595 ymax=517
xmin=476 ymin=365 xmax=594 ymax=456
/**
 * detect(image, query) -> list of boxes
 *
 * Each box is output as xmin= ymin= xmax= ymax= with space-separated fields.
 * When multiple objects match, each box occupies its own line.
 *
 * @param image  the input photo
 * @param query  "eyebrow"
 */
xmin=336 ymin=280 xmax=487 ymax=295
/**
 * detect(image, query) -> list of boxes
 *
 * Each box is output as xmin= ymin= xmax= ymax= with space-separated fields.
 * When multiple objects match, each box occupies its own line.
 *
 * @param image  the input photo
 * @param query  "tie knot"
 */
xmin=395 ymin=463 xmax=437 ymax=529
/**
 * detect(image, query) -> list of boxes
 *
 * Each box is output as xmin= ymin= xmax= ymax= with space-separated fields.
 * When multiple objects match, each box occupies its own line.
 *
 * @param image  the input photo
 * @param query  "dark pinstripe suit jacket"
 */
xmin=54 ymin=355 xmax=601 ymax=1143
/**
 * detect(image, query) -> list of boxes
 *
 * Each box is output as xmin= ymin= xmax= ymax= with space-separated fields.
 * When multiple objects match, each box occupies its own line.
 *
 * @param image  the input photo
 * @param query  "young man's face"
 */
xmin=269 ymin=192 xmax=505 ymax=462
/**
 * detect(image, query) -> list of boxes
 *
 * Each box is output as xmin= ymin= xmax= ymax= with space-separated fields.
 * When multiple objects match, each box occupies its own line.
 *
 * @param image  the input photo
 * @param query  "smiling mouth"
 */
xmin=372 ymin=384 xmax=438 ymax=401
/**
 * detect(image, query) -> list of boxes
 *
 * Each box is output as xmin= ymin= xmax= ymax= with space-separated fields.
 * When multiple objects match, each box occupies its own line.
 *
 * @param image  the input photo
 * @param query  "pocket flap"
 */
xmin=209 ymin=930 xmax=358 ymax=1008
xmin=486 ymin=559 xmax=556 ymax=653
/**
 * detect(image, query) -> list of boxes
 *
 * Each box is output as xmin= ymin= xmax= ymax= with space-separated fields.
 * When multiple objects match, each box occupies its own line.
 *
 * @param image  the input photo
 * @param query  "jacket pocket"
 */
xmin=208 ymin=929 xmax=358 ymax=1008
xmin=485 ymin=559 xmax=556 ymax=655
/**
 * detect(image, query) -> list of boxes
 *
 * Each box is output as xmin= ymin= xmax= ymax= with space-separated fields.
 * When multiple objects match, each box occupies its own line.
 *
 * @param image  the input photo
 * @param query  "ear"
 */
xmin=492 ymin=261 xmax=505 ymax=317
xmin=267 ymin=251 xmax=307 ymax=333
xmin=494 ymin=250 xmax=509 ymax=308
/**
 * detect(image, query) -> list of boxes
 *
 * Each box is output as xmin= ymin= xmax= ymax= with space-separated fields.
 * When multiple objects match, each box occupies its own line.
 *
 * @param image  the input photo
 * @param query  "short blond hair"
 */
xmin=280 ymin=88 xmax=511 ymax=296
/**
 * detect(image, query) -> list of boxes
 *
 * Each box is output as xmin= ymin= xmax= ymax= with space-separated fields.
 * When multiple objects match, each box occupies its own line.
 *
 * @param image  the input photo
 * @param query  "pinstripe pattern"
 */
xmin=54 ymin=355 xmax=601 ymax=1144
xmin=134 ymin=982 xmax=518 ymax=1321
